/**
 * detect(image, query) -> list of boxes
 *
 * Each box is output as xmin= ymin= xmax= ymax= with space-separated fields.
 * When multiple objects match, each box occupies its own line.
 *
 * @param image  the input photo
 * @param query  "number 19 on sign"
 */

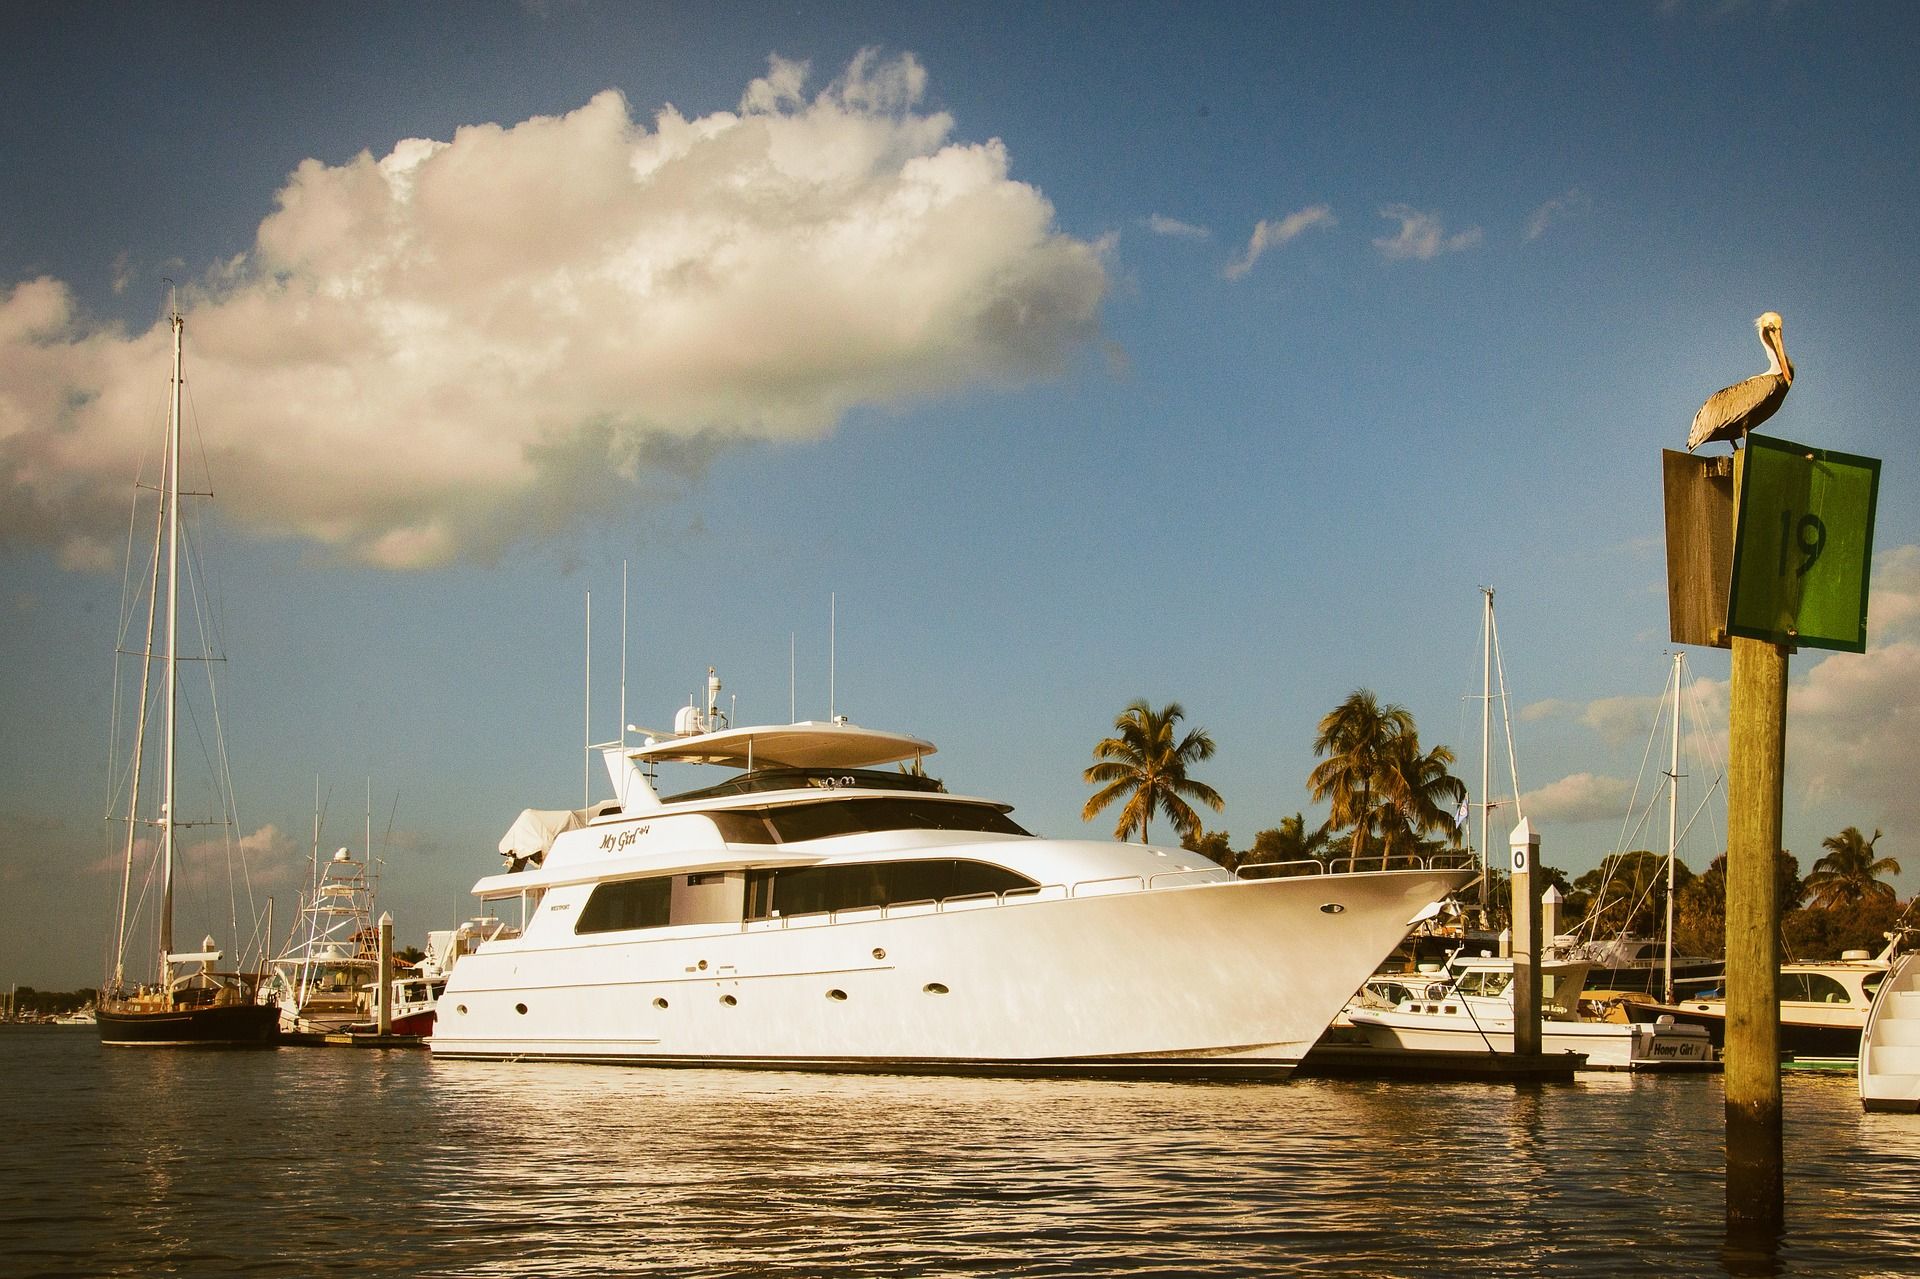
xmin=1728 ymin=435 xmax=1880 ymax=653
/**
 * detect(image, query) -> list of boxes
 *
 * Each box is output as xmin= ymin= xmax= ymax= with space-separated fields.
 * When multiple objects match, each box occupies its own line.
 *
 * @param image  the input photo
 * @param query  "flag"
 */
xmin=1454 ymin=800 xmax=1470 ymax=829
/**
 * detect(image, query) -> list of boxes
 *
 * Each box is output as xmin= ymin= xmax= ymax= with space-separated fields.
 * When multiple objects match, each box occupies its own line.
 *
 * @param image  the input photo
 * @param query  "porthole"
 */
xmin=826 ymin=988 xmax=848 ymax=1001
xmin=1319 ymin=902 xmax=1346 ymax=914
xmin=514 ymin=1003 xmax=528 ymax=1015
xmin=455 ymin=1004 xmax=467 ymax=1015
xmin=720 ymin=994 xmax=737 ymax=1007
xmin=697 ymin=959 xmax=708 ymax=971
xmin=872 ymin=947 xmax=886 ymax=960
xmin=653 ymin=997 xmax=669 ymax=1010
xmin=923 ymin=983 xmax=949 ymax=995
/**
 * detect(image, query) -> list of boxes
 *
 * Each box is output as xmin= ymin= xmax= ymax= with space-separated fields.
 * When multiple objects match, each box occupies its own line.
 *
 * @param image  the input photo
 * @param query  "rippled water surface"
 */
xmin=3 ymin=1027 xmax=1917 ymax=1277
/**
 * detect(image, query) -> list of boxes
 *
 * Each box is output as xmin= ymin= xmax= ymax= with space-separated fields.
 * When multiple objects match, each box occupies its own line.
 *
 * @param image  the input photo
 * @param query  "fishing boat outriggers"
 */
xmin=430 ymin=670 xmax=1474 ymax=1077
xmin=97 ymin=302 xmax=278 ymax=1047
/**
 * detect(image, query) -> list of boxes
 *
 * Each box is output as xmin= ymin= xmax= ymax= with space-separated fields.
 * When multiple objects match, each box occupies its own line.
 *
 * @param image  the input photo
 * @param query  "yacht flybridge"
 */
xmin=431 ymin=672 xmax=1475 ymax=1078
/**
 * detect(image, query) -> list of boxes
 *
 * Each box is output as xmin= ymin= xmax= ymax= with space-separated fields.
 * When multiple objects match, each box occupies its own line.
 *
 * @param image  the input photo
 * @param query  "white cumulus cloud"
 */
xmin=0 ymin=51 xmax=1109 ymax=568
xmin=1789 ymin=544 xmax=1920 ymax=829
xmin=1373 ymin=204 xmax=1482 ymax=261
xmin=1222 ymin=205 xmax=1336 ymax=280
xmin=1521 ymin=772 xmax=1636 ymax=824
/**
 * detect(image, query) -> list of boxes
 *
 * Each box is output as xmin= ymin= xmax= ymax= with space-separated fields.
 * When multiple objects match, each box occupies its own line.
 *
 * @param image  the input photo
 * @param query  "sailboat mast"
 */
xmin=1479 ymin=588 xmax=1493 ymax=910
xmin=159 ymin=304 xmax=183 ymax=980
xmin=1664 ymin=651 xmax=1683 ymax=1004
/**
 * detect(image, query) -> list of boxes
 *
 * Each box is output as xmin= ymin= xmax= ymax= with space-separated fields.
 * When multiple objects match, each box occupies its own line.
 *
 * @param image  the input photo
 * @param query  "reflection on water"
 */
xmin=1 ymin=1028 xmax=1916 ymax=1277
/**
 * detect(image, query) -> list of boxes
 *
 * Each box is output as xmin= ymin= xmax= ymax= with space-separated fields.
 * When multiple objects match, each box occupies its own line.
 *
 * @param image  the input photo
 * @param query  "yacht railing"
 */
xmin=1235 ymin=851 xmax=1476 ymax=880
xmin=1234 ymin=859 xmax=1327 ymax=880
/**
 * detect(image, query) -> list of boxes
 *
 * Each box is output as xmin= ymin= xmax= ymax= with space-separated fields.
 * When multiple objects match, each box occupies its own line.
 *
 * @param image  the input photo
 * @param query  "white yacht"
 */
xmin=1629 ymin=943 xmax=1905 ymax=1064
xmin=430 ymin=673 xmax=1473 ymax=1078
xmin=1860 ymin=944 xmax=1920 ymax=1112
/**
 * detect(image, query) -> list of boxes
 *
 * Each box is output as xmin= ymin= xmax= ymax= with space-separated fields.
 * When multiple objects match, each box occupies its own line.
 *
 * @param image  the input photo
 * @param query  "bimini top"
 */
xmin=629 ymin=720 xmax=936 ymax=771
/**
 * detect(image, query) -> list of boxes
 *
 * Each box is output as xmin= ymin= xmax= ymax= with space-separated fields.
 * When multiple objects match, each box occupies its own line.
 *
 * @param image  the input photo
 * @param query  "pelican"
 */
xmin=1687 ymin=311 xmax=1794 ymax=451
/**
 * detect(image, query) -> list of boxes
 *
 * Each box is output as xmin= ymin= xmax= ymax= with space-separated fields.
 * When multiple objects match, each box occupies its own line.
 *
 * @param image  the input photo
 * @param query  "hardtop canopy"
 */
xmin=629 ymin=721 xmax=935 ymax=771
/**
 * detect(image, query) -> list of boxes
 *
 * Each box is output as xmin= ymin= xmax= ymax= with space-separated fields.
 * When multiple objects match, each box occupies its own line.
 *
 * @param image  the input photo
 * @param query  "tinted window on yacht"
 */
xmin=576 ymin=877 xmax=672 ymax=934
xmin=663 ymin=767 xmax=947 ymax=804
xmin=1784 ymin=972 xmax=1852 ymax=1004
xmin=748 ymin=859 xmax=1038 ymax=919
xmin=761 ymin=798 xmax=1029 ymax=842
xmin=708 ymin=811 xmax=777 ymax=844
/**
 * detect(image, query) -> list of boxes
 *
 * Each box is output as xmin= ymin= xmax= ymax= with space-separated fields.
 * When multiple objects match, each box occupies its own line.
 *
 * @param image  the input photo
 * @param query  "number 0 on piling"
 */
xmin=1727 ymin=434 xmax=1881 ymax=652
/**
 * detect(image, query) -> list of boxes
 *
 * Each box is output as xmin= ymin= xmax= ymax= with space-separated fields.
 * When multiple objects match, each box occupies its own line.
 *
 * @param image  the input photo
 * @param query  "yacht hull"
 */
xmin=97 ymin=1001 xmax=281 ymax=1047
xmin=431 ymin=867 xmax=1469 ymax=1077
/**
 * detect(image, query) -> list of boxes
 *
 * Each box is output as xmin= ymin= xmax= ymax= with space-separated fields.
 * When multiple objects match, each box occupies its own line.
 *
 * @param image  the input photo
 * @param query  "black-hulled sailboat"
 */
xmin=97 ymin=300 xmax=278 ymax=1047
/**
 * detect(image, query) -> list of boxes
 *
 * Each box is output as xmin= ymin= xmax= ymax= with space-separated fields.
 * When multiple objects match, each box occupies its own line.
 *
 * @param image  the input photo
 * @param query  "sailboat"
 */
xmin=96 ymin=301 xmax=279 ymax=1047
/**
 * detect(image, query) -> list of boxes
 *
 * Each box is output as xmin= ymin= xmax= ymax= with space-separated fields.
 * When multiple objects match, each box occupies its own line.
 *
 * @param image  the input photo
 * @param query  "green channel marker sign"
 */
xmin=1728 ymin=434 xmax=1881 ymax=652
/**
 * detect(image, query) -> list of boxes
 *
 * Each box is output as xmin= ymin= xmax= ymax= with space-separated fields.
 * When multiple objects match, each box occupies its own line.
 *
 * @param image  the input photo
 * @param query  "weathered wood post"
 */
xmin=377 ymin=911 xmax=394 ymax=1036
xmin=1509 ymin=817 xmax=1542 ymax=1057
xmin=1725 ymin=632 xmax=1785 ymax=1232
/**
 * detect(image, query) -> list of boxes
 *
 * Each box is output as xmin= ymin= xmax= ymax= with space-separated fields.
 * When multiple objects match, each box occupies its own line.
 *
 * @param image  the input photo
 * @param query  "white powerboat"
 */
xmin=431 ymin=672 xmax=1472 ymax=1078
xmin=1626 ymin=948 xmax=1899 ymax=1065
xmin=1345 ymin=954 xmax=1714 ymax=1070
xmin=264 ymin=847 xmax=380 ymax=1035
xmin=1860 ymin=939 xmax=1920 ymax=1112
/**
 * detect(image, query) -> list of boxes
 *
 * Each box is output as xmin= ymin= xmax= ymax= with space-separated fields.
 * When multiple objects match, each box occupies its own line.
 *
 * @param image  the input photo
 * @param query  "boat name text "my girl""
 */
xmin=598 ymin=826 xmax=650 ymax=852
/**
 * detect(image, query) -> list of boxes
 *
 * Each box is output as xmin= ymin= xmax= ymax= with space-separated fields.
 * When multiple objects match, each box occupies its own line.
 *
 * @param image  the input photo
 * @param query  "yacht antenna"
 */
xmin=583 ymin=590 xmax=592 ymax=807
xmin=790 ymin=632 xmax=796 ymax=724
xmin=829 ymin=592 xmax=837 ymax=720
xmin=619 ymin=560 xmax=628 ymax=753
xmin=310 ymin=775 xmax=320 ymax=899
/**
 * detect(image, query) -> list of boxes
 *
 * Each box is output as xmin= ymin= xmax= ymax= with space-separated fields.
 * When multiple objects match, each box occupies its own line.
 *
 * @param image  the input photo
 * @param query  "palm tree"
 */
xmin=1369 ymin=734 xmax=1468 ymax=867
xmin=1082 ymin=699 xmax=1224 ymax=844
xmin=1306 ymin=690 xmax=1414 ymax=863
xmin=1246 ymin=813 xmax=1334 ymax=866
xmin=1804 ymin=827 xmax=1900 ymax=908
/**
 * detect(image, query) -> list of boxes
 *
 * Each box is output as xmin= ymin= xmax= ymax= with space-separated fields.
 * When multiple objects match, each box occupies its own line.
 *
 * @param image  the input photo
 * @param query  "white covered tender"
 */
xmin=499 ymin=802 xmax=616 ymax=867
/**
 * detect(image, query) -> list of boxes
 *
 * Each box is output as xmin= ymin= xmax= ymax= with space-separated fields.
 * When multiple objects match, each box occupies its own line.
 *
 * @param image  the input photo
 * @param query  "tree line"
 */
xmin=1081 ymin=693 xmax=1910 ymax=961
xmin=1082 ymin=690 xmax=1467 ymax=870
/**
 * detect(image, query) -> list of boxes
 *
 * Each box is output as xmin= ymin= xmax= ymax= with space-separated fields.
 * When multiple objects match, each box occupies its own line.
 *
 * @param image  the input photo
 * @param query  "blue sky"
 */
xmin=3 ymin=1 xmax=1917 ymax=988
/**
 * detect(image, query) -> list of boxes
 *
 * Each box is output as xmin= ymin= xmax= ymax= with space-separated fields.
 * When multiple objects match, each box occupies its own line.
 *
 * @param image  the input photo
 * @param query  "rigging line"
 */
xmin=1453 ymin=969 xmax=1502 ymax=1055
xmin=1674 ymin=782 xmax=1725 ymax=852
xmin=382 ymin=792 xmax=400 ymax=860
xmin=1490 ymin=603 xmax=1523 ymax=809
xmin=1679 ymin=669 xmax=1729 ymax=855
xmin=1588 ymin=664 xmax=1674 ymax=940
xmin=178 ymin=511 xmax=244 ymax=950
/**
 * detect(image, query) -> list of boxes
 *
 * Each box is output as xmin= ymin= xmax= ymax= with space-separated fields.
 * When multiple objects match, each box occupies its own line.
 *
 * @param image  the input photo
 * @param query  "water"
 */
xmin=3 ymin=1028 xmax=1916 ymax=1278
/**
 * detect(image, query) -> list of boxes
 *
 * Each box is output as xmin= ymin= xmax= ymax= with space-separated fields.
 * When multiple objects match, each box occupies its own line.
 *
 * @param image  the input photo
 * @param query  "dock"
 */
xmin=279 ymin=1030 xmax=426 ymax=1049
xmin=1295 ymin=1042 xmax=1582 ymax=1082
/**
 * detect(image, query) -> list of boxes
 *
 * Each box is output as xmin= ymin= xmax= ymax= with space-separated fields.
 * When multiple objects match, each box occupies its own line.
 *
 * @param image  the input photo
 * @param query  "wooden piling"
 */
xmin=1724 ymin=633 xmax=1786 ymax=1233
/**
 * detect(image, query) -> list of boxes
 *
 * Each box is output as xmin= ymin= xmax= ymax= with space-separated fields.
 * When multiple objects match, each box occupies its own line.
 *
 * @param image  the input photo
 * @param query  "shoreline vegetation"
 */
xmin=1087 ymin=691 xmax=1911 ymax=962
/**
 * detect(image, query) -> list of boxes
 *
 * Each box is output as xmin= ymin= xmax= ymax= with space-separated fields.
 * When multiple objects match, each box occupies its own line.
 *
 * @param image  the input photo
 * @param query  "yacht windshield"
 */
xmin=664 ymin=767 xmax=945 ymax=804
xmin=709 ymin=798 xmax=1029 ymax=843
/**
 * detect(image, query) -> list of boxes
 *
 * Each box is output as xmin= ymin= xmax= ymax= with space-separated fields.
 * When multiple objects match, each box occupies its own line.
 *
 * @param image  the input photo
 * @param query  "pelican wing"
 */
xmin=1687 ymin=372 xmax=1789 ymax=450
